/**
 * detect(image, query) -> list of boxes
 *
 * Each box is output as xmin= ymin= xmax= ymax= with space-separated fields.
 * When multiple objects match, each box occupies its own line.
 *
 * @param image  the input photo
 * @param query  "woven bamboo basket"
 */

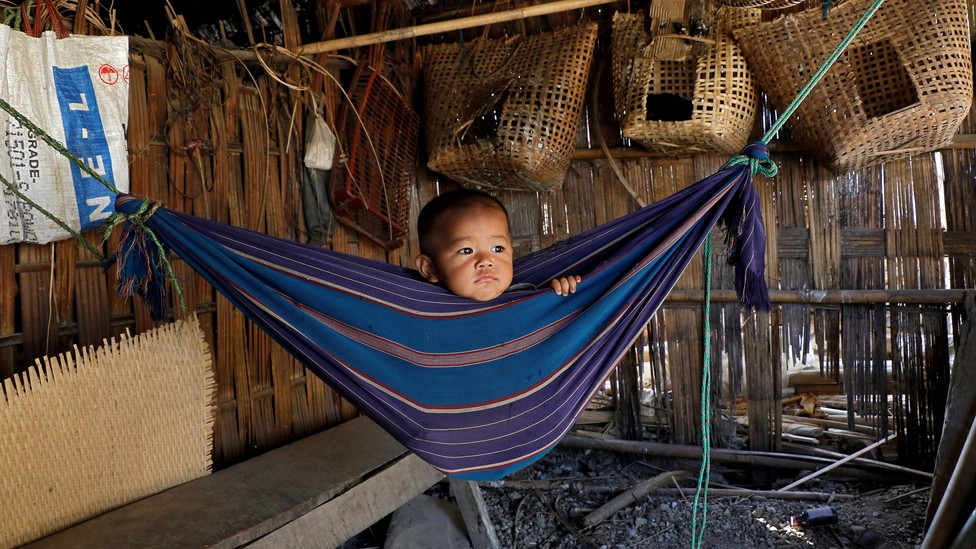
xmin=612 ymin=6 xmax=761 ymax=155
xmin=734 ymin=0 xmax=973 ymax=172
xmin=423 ymin=23 xmax=598 ymax=192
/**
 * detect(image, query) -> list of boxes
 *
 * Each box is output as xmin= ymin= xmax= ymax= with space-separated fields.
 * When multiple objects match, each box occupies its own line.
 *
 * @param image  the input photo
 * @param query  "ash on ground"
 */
xmin=468 ymin=446 xmax=927 ymax=549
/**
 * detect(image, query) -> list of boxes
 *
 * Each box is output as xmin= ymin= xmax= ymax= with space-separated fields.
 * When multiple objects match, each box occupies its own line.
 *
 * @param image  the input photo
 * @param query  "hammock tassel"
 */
xmin=113 ymin=196 xmax=173 ymax=322
xmin=722 ymin=141 xmax=772 ymax=313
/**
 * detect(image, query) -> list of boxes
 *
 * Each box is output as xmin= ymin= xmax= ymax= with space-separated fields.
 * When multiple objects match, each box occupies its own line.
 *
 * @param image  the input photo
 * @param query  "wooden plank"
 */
xmin=251 ymin=453 xmax=443 ymax=548
xmin=25 ymin=416 xmax=430 ymax=549
xmin=449 ymin=478 xmax=500 ymax=549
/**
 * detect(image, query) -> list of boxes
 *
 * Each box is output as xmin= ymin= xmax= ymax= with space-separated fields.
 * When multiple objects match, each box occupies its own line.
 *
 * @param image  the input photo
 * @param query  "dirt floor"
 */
xmin=472 ymin=445 xmax=929 ymax=549
xmin=344 ymin=441 xmax=930 ymax=549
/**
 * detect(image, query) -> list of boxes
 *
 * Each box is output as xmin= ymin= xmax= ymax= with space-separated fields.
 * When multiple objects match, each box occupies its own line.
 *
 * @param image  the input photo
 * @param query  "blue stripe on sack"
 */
xmin=52 ymin=65 xmax=117 ymax=231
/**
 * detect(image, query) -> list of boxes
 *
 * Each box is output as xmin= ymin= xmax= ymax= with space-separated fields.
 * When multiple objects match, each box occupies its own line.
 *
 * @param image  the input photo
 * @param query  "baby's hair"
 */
xmin=417 ymin=189 xmax=509 ymax=255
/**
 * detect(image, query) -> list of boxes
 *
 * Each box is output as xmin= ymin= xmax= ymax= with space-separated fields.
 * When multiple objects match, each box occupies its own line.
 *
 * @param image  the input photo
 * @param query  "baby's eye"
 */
xmin=491 ymin=245 xmax=506 ymax=253
xmin=457 ymin=247 xmax=474 ymax=255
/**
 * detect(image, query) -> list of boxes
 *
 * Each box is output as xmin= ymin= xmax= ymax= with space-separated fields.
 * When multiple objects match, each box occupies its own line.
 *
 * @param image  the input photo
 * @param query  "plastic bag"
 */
xmin=303 ymin=96 xmax=336 ymax=171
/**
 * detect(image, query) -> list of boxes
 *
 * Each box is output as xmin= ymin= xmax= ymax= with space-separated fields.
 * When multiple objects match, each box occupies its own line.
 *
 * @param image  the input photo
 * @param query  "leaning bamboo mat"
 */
xmin=0 ymin=316 xmax=215 ymax=548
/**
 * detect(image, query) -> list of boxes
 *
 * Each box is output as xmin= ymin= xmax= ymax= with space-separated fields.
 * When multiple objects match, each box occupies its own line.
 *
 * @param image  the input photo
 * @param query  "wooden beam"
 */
xmin=250 ymin=454 xmax=444 ymax=548
xmin=665 ymin=288 xmax=969 ymax=305
xmin=572 ymin=137 xmax=976 ymax=160
xmin=297 ymin=0 xmax=617 ymax=54
xmin=25 ymin=417 xmax=443 ymax=548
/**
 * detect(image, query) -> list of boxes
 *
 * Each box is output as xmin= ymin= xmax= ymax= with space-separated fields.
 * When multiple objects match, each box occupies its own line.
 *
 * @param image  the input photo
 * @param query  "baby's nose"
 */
xmin=476 ymin=255 xmax=493 ymax=268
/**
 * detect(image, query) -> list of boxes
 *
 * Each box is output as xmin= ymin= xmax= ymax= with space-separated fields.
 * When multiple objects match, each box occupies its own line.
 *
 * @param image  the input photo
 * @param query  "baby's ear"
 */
xmin=415 ymin=254 xmax=439 ymax=283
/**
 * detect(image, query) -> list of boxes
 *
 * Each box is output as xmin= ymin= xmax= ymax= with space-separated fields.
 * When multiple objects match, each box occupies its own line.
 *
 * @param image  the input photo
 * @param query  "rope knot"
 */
xmin=111 ymin=194 xmax=185 ymax=322
xmin=724 ymin=141 xmax=779 ymax=178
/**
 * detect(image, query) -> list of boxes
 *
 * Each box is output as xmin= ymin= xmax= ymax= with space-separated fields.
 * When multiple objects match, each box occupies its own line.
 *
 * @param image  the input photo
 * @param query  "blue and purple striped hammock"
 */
xmin=115 ymin=143 xmax=772 ymax=480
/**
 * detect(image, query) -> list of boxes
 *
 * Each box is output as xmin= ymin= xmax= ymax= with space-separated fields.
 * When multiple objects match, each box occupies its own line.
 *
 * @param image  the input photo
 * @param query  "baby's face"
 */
xmin=416 ymin=204 xmax=514 ymax=301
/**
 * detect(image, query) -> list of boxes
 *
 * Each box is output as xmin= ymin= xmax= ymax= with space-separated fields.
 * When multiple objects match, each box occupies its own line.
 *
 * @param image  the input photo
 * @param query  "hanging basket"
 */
xmin=734 ymin=0 xmax=973 ymax=172
xmin=612 ymin=6 xmax=761 ymax=155
xmin=330 ymin=63 xmax=419 ymax=250
xmin=422 ymin=23 xmax=598 ymax=192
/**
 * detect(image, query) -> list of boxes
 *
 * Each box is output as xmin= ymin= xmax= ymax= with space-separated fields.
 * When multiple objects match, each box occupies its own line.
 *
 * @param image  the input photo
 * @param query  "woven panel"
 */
xmin=331 ymin=63 xmax=419 ymax=250
xmin=612 ymin=7 xmax=761 ymax=155
xmin=423 ymin=24 xmax=598 ymax=192
xmin=0 ymin=317 xmax=215 ymax=547
xmin=734 ymin=0 xmax=973 ymax=172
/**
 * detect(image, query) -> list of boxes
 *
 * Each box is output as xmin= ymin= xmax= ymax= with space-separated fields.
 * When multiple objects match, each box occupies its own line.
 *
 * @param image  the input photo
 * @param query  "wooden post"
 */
xmin=449 ymin=478 xmax=500 ymax=549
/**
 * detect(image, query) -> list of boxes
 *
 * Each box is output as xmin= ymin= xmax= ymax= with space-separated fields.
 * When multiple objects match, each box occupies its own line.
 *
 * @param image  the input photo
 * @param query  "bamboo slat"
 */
xmin=806 ymin=162 xmax=842 ymax=378
xmin=0 ymin=245 xmax=16 ymax=379
xmin=17 ymin=244 xmax=57 ymax=364
xmin=883 ymin=155 xmax=951 ymax=467
xmin=52 ymin=239 xmax=76 ymax=340
xmin=73 ymin=233 xmax=109 ymax=348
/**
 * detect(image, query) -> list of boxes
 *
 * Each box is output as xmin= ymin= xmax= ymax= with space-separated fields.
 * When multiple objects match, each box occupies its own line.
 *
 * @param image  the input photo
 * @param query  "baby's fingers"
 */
xmin=550 ymin=275 xmax=582 ymax=296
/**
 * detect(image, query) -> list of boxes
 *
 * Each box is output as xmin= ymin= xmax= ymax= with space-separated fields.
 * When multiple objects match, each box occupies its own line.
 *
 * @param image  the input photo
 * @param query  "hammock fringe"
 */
xmin=115 ymin=196 xmax=171 ymax=321
xmin=721 ymin=142 xmax=772 ymax=313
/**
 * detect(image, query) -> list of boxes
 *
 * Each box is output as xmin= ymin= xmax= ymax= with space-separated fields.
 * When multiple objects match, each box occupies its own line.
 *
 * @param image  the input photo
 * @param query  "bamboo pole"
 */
xmin=777 ymin=434 xmax=898 ymax=492
xmin=664 ymin=289 xmax=969 ymax=305
xmin=655 ymin=487 xmax=854 ymax=502
xmin=782 ymin=442 xmax=932 ymax=479
xmin=583 ymin=471 xmax=686 ymax=528
xmin=297 ymin=0 xmax=617 ymax=54
xmin=570 ymin=136 xmax=976 ymax=160
xmin=560 ymin=434 xmax=930 ymax=481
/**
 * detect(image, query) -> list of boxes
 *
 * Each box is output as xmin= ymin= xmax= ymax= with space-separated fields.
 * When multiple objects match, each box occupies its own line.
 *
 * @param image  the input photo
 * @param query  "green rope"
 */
xmin=690 ymin=1 xmax=887 ymax=545
xmin=691 ymin=234 xmax=714 ymax=549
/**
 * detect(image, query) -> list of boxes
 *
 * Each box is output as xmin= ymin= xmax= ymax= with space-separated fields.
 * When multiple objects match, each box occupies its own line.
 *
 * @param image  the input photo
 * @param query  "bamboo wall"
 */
xmin=1 ymin=0 xmax=974 ymax=471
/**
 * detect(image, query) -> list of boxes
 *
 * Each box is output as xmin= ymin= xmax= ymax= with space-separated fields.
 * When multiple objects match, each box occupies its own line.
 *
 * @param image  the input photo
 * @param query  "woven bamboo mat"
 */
xmin=0 ymin=316 xmax=215 ymax=547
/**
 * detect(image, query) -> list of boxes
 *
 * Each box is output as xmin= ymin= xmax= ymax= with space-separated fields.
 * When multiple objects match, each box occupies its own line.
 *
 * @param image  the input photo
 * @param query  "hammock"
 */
xmin=113 ymin=142 xmax=772 ymax=480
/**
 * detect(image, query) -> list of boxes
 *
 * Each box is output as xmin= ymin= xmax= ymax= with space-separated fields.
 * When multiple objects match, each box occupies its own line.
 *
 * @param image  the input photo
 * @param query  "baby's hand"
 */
xmin=550 ymin=275 xmax=582 ymax=297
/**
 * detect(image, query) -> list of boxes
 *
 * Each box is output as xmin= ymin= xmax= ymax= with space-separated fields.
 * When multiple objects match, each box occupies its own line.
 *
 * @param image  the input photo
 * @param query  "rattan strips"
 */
xmin=422 ymin=24 xmax=598 ymax=192
xmin=611 ymin=5 xmax=761 ymax=156
xmin=734 ymin=0 xmax=973 ymax=172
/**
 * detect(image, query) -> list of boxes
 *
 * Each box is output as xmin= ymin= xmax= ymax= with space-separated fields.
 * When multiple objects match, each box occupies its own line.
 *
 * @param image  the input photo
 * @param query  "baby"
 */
xmin=415 ymin=189 xmax=581 ymax=301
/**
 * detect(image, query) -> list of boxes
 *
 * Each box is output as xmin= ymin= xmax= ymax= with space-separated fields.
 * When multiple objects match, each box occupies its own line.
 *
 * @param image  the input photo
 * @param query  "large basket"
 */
xmin=734 ymin=0 xmax=973 ymax=172
xmin=330 ymin=63 xmax=419 ymax=250
xmin=423 ymin=24 xmax=598 ymax=192
xmin=612 ymin=6 xmax=761 ymax=155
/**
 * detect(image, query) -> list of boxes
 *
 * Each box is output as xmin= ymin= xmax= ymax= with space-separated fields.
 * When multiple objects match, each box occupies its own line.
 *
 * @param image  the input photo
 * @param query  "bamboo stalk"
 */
xmin=781 ymin=414 xmax=877 ymax=436
xmin=664 ymin=289 xmax=968 ymax=305
xmin=560 ymin=434 xmax=930 ymax=481
xmin=655 ymin=487 xmax=854 ymax=502
xmin=781 ymin=442 xmax=932 ymax=479
xmin=297 ymin=0 xmax=617 ymax=54
xmin=583 ymin=471 xmax=686 ymax=528
xmin=777 ymin=434 xmax=898 ymax=492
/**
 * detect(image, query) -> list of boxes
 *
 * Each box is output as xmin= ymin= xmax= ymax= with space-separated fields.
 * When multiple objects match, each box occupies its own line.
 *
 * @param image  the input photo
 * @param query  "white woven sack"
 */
xmin=0 ymin=25 xmax=129 ymax=244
